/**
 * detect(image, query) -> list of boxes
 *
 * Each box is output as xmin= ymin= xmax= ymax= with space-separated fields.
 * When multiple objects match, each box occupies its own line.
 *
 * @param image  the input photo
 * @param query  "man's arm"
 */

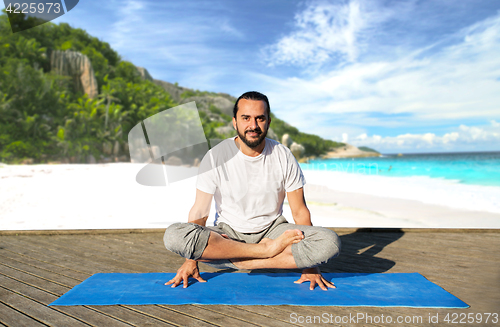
xmin=287 ymin=187 xmax=312 ymax=226
xmin=287 ymin=187 xmax=336 ymax=291
xmin=188 ymin=189 xmax=213 ymax=225
xmin=165 ymin=189 xmax=213 ymax=288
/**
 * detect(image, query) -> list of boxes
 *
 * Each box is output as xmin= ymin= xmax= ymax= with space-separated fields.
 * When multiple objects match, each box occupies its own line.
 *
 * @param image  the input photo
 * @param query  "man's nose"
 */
xmin=249 ymin=119 xmax=258 ymax=129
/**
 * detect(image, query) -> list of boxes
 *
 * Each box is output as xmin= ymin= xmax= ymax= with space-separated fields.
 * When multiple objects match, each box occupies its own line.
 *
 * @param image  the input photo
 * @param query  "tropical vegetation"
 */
xmin=0 ymin=12 xmax=343 ymax=163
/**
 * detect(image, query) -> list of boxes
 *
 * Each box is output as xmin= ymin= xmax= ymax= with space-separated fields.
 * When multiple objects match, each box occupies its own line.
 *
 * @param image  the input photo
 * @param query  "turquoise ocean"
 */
xmin=300 ymin=151 xmax=500 ymax=188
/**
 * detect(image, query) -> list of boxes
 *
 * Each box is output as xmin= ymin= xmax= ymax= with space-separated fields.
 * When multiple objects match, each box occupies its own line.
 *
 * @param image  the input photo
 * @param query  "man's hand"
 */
xmin=294 ymin=267 xmax=336 ymax=291
xmin=165 ymin=259 xmax=206 ymax=288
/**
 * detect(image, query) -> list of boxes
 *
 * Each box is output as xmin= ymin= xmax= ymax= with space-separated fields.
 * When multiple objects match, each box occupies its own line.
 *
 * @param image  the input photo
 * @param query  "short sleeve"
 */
xmin=284 ymin=149 xmax=306 ymax=192
xmin=196 ymin=151 xmax=218 ymax=194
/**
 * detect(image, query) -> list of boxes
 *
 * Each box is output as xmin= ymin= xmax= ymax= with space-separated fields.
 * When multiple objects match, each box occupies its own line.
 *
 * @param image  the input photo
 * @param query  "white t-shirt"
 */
xmin=196 ymin=137 xmax=306 ymax=233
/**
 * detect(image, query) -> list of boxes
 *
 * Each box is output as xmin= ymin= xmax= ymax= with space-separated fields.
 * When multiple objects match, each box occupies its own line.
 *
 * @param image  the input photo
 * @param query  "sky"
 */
xmin=6 ymin=0 xmax=500 ymax=154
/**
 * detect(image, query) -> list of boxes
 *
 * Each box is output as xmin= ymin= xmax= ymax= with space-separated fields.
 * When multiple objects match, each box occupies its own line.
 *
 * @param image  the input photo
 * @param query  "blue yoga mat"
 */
xmin=49 ymin=272 xmax=468 ymax=308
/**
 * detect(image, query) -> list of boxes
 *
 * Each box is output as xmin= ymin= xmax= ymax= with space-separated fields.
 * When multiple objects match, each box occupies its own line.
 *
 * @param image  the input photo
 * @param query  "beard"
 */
xmin=236 ymin=125 xmax=268 ymax=149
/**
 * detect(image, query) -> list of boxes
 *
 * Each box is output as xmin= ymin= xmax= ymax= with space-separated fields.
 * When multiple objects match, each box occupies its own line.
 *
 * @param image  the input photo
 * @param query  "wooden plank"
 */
xmin=49 ymin=234 xmax=177 ymax=272
xmin=123 ymin=305 xmax=218 ymax=327
xmin=0 ymin=252 xmax=201 ymax=327
xmin=99 ymin=232 xmax=165 ymax=245
xmin=0 ymin=244 xmax=182 ymax=326
xmin=161 ymin=305 xmax=260 ymax=327
xmin=0 ymin=257 xmax=82 ymax=288
xmin=372 ymin=232 xmax=500 ymax=259
xmin=272 ymin=305 xmax=449 ymax=327
xmin=1 ymin=231 xmax=498 ymax=327
xmin=0 ymin=229 xmax=167 ymax=236
xmin=0 ymin=264 xmax=70 ymax=296
xmin=96 ymin=233 xmax=168 ymax=255
xmin=0 ymin=301 xmax=48 ymax=327
xmin=0 ymin=239 xmax=244 ymax=327
xmin=190 ymin=304 xmax=317 ymax=327
xmin=371 ymin=232 xmax=500 ymax=254
xmin=238 ymin=304 xmax=442 ymax=327
xmin=0 ymin=250 xmax=89 ymax=281
xmin=234 ymin=306 xmax=310 ymax=327
xmin=4 ymin=236 xmax=144 ymax=273
xmin=0 ymin=238 xmax=126 ymax=275
xmin=335 ymin=233 xmax=499 ymax=281
xmin=366 ymin=246 xmax=499 ymax=285
xmin=0 ymin=251 xmax=175 ymax=326
xmin=87 ymin=306 xmax=177 ymax=327
xmin=0 ymin=276 xmax=134 ymax=327
xmin=0 ymin=286 xmax=88 ymax=327
xmin=89 ymin=233 xmax=220 ymax=273
xmin=240 ymin=294 xmax=419 ymax=327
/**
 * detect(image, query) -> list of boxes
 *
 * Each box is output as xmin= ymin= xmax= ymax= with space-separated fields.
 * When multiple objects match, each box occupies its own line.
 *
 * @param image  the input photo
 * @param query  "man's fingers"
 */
xmin=317 ymin=279 xmax=328 ymax=291
xmin=165 ymin=270 xmax=206 ymax=289
xmin=169 ymin=277 xmax=181 ymax=288
xmin=192 ymin=270 xmax=207 ymax=283
xmin=194 ymin=275 xmax=207 ymax=283
xmin=165 ymin=277 xmax=180 ymax=287
xmin=294 ymin=276 xmax=306 ymax=284
xmin=309 ymin=279 xmax=316 ymax=290
xmin=322 ymin=278 xmax=336 ymax=289
xmin=193 ymin=271 xmax=207 ymax=283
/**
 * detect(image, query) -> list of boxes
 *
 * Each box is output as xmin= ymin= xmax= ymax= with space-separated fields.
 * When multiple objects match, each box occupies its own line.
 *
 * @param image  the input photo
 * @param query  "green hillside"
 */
xmin=358 ymin=146 xmax=379 ymax=153
xmin=0 ymin=12 xmax=343 ymax=163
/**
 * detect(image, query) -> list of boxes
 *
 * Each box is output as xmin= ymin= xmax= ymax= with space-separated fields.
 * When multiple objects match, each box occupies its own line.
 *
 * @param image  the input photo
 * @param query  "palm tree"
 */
xmin=98 ymin=75 xmax=120 ymax=131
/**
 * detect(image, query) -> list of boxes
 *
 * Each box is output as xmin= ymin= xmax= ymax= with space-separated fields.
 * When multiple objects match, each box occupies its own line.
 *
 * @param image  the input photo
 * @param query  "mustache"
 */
xmin=245 ymin=128 xmax=262 ymax=134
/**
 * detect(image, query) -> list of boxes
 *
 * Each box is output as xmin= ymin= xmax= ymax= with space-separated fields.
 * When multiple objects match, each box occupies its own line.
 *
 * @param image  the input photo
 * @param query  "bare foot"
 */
xmin=264 ymin=229 xmax=304 ymax=257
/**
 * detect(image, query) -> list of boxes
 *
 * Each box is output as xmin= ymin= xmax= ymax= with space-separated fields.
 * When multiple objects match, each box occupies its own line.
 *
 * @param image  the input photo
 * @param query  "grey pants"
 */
xmin=163 ymin=216 xmax=341 ymax=270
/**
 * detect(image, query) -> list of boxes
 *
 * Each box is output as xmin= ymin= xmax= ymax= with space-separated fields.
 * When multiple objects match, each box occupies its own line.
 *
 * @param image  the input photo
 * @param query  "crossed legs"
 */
xmin=164 ymin=216 xmax=340 ymax=270
xmin=197 ymin=228 xmax=304 ymax=261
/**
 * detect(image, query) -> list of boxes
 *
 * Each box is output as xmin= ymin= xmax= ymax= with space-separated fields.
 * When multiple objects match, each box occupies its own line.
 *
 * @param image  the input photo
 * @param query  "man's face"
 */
xmin=233 ymin=99 xmax=270 ymax=149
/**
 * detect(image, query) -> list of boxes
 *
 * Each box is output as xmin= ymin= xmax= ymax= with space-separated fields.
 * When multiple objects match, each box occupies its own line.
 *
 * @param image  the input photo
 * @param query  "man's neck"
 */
xmin=234 ymin=136 xmax=266 ymax=157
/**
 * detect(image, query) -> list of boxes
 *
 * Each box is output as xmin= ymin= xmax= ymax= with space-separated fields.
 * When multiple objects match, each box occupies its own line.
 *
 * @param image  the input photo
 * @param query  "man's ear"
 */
xmin=232 ymin=117 xmax=237 ymax=130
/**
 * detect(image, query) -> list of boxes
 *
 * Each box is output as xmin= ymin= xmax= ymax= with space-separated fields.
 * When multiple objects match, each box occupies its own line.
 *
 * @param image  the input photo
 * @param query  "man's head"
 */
xmin=232 ymin=91 xmax=271 ymax=149
xmin=233 ymin=91 xmax=270 ymax=119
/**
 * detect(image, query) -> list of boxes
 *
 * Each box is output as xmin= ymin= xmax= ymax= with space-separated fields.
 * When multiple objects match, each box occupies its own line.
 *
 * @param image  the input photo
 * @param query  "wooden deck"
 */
xmin=0 ymin=229 xmax=498 ymax=327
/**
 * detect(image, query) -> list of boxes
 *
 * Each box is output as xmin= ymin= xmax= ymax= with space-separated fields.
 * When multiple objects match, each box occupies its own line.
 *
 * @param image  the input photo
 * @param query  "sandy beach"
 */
xmin=1 ymin=163 xmax=499 ymax=231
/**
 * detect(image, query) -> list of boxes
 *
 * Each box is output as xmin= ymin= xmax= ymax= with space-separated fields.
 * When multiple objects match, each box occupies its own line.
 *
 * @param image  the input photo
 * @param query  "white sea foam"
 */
xmin=302 ymin=169 xmax=500 ymax=214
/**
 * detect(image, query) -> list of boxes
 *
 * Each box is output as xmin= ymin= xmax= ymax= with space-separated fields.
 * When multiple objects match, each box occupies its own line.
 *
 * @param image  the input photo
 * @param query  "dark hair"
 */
xmin=233 ymin=91 xmax=271 ymax=118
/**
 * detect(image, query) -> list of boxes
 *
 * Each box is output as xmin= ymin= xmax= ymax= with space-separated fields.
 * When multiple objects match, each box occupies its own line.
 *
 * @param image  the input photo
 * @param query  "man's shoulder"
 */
xmin=265 ymin=138 xmax=293 ymax=157
xmin=203 ymin=137 xmax=239 ymax=166
xmin=210 ymin=137 xmax=236 ymax=150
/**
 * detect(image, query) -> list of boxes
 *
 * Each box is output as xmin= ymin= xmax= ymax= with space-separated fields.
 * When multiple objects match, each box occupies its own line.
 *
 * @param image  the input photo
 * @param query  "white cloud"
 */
xmin=350 ymin=121 xmax=500 ymax=152
xmin=219 ymin=19 xmax=244 ymax=38
xmin=62 ymin=0 xmax=246 ymax=88
xmin=259 ymin=9 xmax=500 ymax=142
xmin=109 ymin=0 xmax=145 ymax=49
xmin=53 ymin=0 xmax=500 ymax=153
xmin=262 ymin=0 xmax=390 ymax=65
xmin=341 ymin=133 xmax=349 ymax=143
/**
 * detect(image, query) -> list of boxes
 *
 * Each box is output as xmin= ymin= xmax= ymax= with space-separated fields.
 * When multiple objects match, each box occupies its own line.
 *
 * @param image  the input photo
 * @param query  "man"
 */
xmin=164 ymin=91 xmax=340 ymax=290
